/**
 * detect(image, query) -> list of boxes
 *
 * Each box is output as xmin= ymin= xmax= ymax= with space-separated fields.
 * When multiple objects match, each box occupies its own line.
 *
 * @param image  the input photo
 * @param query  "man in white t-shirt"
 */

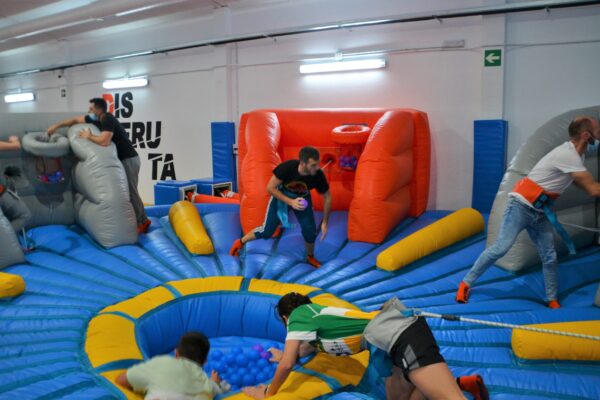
xmin=456 ymin=116 xmax=600 ymax=308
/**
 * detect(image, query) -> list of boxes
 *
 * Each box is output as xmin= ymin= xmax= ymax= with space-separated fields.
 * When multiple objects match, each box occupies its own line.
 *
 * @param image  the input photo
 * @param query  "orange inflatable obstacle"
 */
xmin=237 ymin=109 xmax=430 ymax=244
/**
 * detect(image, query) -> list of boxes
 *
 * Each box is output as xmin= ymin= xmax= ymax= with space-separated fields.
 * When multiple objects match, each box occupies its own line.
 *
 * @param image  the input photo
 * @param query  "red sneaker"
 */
xmin=457 ymin=374 xmax=489 ymax=400
xmin=456 ymin=281 xmax=470 ymax=304
xmin=229 ymin=239 xmax=243 ymax=257
xmin=548 ymin=300 xmax=561 ymax=309
xmin=137 ymin=219 xmax=151 ymax=234
xmin=306 ymin=255 xmax=321 ymax=268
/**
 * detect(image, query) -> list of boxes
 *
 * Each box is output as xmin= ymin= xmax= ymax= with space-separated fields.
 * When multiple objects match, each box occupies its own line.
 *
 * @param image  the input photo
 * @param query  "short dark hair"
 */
xmin=176 ymin=332 xmax=210 ymax=364
xmin=568 ymin=116 xmax=595 ymax=139
xmin=276 ymin=292 xmax=312 ymax=320
xmin=299 ymin=146 xmax=320 ymax=163
xmin=89 ymin=97 xmax=108 ymax=113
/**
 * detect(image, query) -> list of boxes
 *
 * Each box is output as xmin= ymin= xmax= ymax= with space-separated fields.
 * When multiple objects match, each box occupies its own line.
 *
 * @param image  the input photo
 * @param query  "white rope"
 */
xmin=559 ymin=221 xmax=600 ymax=233
xmin=415 ymin=310 xmax=600 ymax=341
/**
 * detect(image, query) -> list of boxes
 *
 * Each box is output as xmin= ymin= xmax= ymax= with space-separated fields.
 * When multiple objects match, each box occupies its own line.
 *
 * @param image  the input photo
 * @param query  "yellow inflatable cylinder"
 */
xmin=168 ymin=201 xmax=214 ymax=255
xmin=512 ymin=321 xmax=600 ymax=361
xmin=376 ymin=208 xmax=484 ymax=271
xmin=0 ymin=272 xmax=25 ymax=297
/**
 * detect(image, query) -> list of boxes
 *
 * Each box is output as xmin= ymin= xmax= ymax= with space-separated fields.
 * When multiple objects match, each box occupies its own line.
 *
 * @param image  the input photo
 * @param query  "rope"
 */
xmin=407 ymin=309 xmax=600 ymax=341
xmin=559 ymin=221 xmax=600 ymax=233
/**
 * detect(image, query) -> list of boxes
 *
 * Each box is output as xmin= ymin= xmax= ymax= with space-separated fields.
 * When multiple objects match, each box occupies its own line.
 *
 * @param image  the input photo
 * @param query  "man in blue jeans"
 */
xmin=229 ymin=146 xmax=331 ymax=268
xmin=457 ymin=116 xmax=600 ymax=308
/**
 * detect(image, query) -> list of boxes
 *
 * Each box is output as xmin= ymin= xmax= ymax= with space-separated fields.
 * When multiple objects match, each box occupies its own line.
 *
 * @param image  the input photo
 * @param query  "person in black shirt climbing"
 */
xmin=47 ymin=98 xmax=150 ymax=234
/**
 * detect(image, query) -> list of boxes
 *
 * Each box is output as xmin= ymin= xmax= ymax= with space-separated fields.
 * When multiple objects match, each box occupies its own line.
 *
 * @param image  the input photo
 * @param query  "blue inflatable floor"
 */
xmin=1 ymin=204 xmax=599 ymax=399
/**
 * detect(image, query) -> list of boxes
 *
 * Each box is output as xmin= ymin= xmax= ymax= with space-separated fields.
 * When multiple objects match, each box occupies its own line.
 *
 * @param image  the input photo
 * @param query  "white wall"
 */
xmin=1 ymin=1 xmax=599 ymax=209
xmin=504 ymin=6 xmax=600 ymax=157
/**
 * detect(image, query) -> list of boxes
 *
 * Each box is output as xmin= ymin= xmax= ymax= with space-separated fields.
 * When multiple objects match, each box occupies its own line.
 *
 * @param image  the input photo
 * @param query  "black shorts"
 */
xmin=389 ymin=317 xmax=445 ymax=381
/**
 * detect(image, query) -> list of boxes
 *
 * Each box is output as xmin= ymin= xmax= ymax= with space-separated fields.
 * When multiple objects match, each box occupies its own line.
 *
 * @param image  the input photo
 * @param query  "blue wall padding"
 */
xmin=154 ymin=179 xmax=196 ymax=205
xmin=136 ymin=293 xmax=287 ymax=359
xmin=472 ymin=119 xmax=508 ymax=213
xmin=211 ymin=122 xmax=237 ymax=190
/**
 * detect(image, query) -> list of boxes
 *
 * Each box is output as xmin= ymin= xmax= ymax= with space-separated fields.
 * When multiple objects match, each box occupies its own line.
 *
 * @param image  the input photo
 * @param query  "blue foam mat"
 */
xmin=0 ymin=205 xmax=599 ymax=399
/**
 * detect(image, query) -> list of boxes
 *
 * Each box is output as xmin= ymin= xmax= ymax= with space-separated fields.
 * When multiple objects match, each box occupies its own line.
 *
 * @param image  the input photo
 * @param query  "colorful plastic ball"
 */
xmin=260 ymin=351 xmax=271 ymax=360
xmin=211 ymin=350 xmax=223 ymax=360
xmin=225 ymin=353 xmax=235 ymax=365
xmin=229 ymin=374 xmax=242 ymax=386
xmin=257 ymin=358 xmax=269 ymax=368
xmin=236 ymin=354 xmax=249 ymax=367
xmin=214 ymin=361 xmax=226 ymax=373
xmin=252 ymin=344 xmax=264 ymax=353
xmin=256 ymin=372 xmax=268 ymax=383
xmin=298 ymin=198 xmax=308 ymax=208
xmin=242 ymin=374 xmax=255 ymax=386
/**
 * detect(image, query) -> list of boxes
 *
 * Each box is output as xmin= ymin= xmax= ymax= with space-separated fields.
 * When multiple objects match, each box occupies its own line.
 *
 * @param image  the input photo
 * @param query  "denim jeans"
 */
xmin=463 ymin=196 xmax=558 ymax=301
xmin=253 ymin=194 xmax=317 ymax=244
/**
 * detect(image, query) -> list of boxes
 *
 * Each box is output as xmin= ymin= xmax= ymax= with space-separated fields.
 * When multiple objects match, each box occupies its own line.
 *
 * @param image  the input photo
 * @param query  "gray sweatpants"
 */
xmin=0 ymin=189 xmax=31 ymax=232
xmin=121 ymin=156 xmax=148 ymax=225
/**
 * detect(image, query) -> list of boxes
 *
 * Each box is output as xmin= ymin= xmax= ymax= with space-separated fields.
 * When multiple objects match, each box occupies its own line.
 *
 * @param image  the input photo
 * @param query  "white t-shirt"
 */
xmin=127 ymin=355 xmax=226 ymax=400
xmin=510 ymin=141 xmax=586 ymax=206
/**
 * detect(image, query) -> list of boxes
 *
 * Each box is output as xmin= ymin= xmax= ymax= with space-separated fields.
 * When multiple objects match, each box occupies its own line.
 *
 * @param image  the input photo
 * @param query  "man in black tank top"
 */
xmin=47 ymin=98 xmax=150 ymax=234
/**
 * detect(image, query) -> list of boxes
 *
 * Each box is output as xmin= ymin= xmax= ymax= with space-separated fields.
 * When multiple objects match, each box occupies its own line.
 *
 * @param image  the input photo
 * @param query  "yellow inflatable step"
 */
xmin=377 ymin=208 xmax=484 ymax=271
xmin=169 ymin=201 xmax=214 ymax=255
xmin=512 ymin=320 xmax=600 ymax=361
xmin=0 ymin=272 xmax=25 ymax=298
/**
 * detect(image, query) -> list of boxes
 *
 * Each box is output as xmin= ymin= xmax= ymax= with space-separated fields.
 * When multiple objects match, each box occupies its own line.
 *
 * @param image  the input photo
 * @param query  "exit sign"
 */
xmin=484 ymin=49 xmax=502 ymax=67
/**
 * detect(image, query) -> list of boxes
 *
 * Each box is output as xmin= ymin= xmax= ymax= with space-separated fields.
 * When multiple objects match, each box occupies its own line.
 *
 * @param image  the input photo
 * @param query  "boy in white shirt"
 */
xmin=116 ymin=332 xmax=229 ymax=400
xmin=456 ymin=116 xmax=600 ymax=308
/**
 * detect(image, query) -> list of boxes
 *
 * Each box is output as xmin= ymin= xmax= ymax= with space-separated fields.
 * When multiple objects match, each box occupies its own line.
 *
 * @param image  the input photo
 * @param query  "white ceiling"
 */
xmin=0 ymin=0 xmax=598 ymax=77
xmin=0 ymin=0 xmax=297 ymax=74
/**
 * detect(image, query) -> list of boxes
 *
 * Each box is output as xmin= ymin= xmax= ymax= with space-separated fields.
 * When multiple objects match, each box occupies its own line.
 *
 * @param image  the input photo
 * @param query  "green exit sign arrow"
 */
xmin=484 ymin=49 xmax=502 ymax=67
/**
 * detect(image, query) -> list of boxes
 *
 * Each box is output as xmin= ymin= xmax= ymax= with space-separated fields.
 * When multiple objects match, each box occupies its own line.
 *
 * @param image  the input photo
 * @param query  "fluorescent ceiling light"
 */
xmin=309 ymin=25 xmax=339 ymax=31
xmin=341 ymin=19 xmax=391 ymax=28
xmin=299 ymin=57 xmax=386 ymax=74
xmin=110 ymin=51 xmax=153 ymax=60
xmin=102 ymin=77 xmax=149 ymax=89
xmin=16 ymin=69 xmax=41 ymax=75
xmin=4 ymin=92 xmax=35 ymax=103
xmin=13 ymin=18 xmax=99 ymax=39
xmin=116 ymin=5 xmax=159 ymax=17
xmin=115 ymin=0 xmax=189 ymax=17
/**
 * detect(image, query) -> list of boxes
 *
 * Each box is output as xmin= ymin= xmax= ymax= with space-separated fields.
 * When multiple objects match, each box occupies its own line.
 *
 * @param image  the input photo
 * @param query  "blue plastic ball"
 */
xmin=236 ymin=354 xmax=249 ymax=367
xmin=214 ymin=361 xmax=226 ymax=373
xmin=211 ymin=350 xmax=223 ymax=360
xmin=257 ymin=358 xmax=269 ymax=368
xmin=242 ymin=374 xmax=255 ymax=386
xmin=229 ymin=374 xmax=242 ymax=386
xmin=256 ymin=372 xmax=268 ymax=383
xmin=225 ymin=353 xmax=236 ymax=365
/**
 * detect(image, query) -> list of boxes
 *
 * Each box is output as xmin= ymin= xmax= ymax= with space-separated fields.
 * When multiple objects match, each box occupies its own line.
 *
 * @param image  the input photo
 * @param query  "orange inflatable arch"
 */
xmin=237 ymin=109 xmax=430 ymax=244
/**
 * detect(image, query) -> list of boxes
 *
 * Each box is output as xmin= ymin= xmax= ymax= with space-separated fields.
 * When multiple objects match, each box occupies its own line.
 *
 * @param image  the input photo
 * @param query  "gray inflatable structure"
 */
xmin=487 ymin=106 xmax=600 ymax=272
xmin=0 ymin=113 xmax=137 ymax=269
